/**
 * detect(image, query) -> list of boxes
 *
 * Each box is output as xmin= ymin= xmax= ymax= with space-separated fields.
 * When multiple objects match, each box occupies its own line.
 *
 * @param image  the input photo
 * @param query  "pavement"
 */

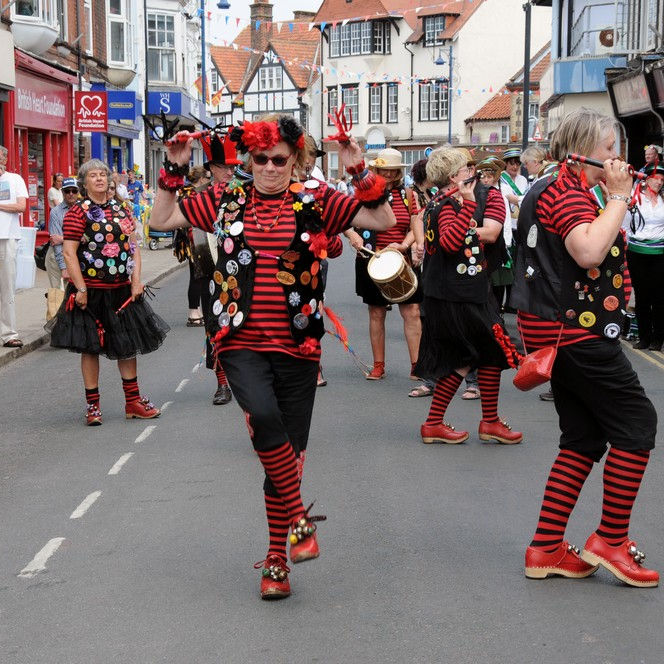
xmin=0 ymin=242 xmax=185 ymax=368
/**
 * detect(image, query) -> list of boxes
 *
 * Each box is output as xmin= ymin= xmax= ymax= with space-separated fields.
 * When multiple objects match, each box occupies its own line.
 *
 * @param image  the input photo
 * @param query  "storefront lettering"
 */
xmin=16 ymin=88 xmax=66 ymax=118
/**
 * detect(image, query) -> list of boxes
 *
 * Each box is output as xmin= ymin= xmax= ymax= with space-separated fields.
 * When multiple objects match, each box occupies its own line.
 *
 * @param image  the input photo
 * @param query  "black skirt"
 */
xmin=50 ymin=283 xmax=170 ymax=360
xmin=355 ymin=254 xmax=423 ymax=306
xmin=414 ymin=296 xmax=509 ymax=379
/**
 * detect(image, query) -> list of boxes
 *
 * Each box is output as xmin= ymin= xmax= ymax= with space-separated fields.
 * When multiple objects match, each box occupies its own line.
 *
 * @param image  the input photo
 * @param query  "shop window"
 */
xmin=148 ymin=13 xmax=176 ymax=83
xmin=108 ymin=0 xmax=131 ymax=66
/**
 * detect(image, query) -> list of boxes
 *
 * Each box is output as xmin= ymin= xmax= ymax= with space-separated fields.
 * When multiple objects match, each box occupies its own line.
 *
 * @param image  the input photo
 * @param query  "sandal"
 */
xmin=3 ymin=339 xmax=23 ymax=348
xmin=461 ymin=388 xmax=480 ymax=400
xmin=186 ymin=317 xmax=205 ymax=327
xmin=408 ymin=384 xmax=433 ymax=398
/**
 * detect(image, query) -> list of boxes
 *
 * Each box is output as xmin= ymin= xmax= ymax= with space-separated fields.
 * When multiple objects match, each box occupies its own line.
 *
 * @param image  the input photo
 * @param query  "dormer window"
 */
xmin=424 ymin=15 xmax=446 ymax=47
xmin=329 ymin=20 xmax=391 ymax=58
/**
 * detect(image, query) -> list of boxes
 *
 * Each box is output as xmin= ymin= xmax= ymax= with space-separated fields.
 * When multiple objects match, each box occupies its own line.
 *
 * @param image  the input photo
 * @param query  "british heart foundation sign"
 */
xmin=75 ymin=91 xmax=108 ymax=132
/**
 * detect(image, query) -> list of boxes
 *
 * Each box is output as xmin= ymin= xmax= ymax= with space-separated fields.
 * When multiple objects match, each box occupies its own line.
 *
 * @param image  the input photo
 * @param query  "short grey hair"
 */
xmin=77 ymin=159 xmax=111 ymax=196
xmin=425 ymin=147 xmax=468 ymax=188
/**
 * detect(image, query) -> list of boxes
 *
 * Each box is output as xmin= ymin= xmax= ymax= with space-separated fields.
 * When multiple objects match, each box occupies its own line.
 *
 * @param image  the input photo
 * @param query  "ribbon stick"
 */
xmin=324 ymin=103 xmax=353 ymax=144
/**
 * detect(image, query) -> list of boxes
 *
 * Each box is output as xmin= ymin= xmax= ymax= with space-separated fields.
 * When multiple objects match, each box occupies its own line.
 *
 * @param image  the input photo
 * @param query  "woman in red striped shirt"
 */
xmin=513 ymin=108 xmax=659 ymax=587
xmin=149 ymin=114 xmax=396 ymax=600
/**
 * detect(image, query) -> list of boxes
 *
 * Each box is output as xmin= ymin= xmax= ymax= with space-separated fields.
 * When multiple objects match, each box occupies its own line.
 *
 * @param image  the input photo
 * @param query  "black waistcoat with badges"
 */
xmin=472 ymin=183 xmax=507 ymax=275
xmin=422 ymin=195 xmax=488 ymax=303
xmin=510 ymin=176 xmax=626 ymax=339
xmin=206 ymin=179 xmax=326 ymax=344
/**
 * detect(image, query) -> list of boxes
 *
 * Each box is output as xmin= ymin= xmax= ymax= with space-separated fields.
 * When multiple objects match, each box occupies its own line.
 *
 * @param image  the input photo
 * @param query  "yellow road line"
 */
xmin=621 ymin=340 xmax=664 ymax=370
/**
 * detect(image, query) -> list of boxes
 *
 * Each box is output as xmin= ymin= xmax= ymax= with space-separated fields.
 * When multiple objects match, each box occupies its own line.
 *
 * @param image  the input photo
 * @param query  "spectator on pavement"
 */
xmin=47 ymin=173 xmax=64 ymax=208
xmin=0 ymin=145 xmax=28 ymax=348
xmin=45 ymin=176 xmax=79 ymax=291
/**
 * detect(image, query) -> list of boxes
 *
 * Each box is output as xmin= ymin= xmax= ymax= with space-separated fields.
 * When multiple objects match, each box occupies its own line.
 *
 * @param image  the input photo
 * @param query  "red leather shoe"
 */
xmin=125 ymin=396 xmax=161 ymax=419
xmin=366 ymin=361 xmax=385 ymax=380
xmin=86 ymin=403 xmax=102 ymax=426
xmin=525 ymin=541 xmax=598 ymax=579
xmin=420 ymin=422 xmax=469 ymax=444
xmin=289 ymin=507 xmax=326 ymax=564
xmin=254 ymin=555 xmax=291 ymax=600
xmin=478 ymin=419 xmax=522 ymax=444
xmin=581 ymin=532 xmax=659 ymax=588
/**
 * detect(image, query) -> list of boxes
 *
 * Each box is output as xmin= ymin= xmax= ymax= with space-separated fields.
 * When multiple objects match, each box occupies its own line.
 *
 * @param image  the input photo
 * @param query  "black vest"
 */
xmin=510 ymin=176 xmax=626 ymax=339
xmin=206 ymin=179 xmax=327 ymax=346
xmin=422 ymin=195 xmax=488 ymax=303
xmin=472 ymin=183 xmax=508 ymax=275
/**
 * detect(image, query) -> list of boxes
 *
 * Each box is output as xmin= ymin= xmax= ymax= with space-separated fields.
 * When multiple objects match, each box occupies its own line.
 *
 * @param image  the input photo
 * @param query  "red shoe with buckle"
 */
xmin=86 ymin=403 xmax=102 ymax=426
xmin=478 ymin=419 xmax=523 ymax=444
xmin=581 ymin=532 xmax=659 ymax=588
xmin=289 ymin=505 xmax=326 ymax=564
xmin=254 ymin=555 xmax=291 ymax=600
xmin=420 ymin=422 xmax=469 ymax=444
xmin=366 ymin=361 xmax=385 ymax=380
xmin=125 ymin=396 xmax=161 ymax=419
xmin=525 ymin=541 xmax=598 ymax=579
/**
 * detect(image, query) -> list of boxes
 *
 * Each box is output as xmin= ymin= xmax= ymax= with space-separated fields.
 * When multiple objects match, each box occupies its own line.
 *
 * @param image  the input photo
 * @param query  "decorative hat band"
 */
xmin=229 ymin=117 xmax=305 ymax=154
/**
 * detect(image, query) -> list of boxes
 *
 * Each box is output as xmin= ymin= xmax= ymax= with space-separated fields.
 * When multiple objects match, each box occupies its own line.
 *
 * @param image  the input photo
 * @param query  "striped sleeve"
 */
xmin=321 ymin=185 xmax=361 ymax=236
xmin=63 ymin=205 xmax=87 ymax=241
xmin=439 ymin=200 xmax=477 ymax=254
xmin=484 ymin=187 xmax=506 ymax=224
xmin=327 ymin=235 xmax=343 ymax=259
xmin=178 ymin=182 xmax=222 ymax=232
xmin=538 ymin=186 xmax=596 ymax=239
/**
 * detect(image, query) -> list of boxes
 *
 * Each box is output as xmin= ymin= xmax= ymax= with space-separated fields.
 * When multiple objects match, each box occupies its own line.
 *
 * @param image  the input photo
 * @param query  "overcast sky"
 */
xmin=209 ymin=0 xmax=323 ymax=45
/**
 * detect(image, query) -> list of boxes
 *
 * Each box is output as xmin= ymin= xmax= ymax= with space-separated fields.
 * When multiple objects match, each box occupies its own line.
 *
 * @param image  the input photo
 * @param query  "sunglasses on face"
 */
xmin=63 ymin=188 xmax=79 ymax=194
xmin=252 ymin=153 xmax=291 ymax=167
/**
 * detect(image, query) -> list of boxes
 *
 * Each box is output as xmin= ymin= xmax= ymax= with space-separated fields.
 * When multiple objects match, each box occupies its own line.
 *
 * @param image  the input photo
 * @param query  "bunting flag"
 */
xmin=193 ymin=75 xmax=211 ymax=104
xmin=211 ymin=89 xmax=224 ymax=106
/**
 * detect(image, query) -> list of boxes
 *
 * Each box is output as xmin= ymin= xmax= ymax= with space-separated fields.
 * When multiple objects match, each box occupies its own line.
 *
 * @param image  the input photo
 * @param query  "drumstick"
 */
xmin=357 ymin=246 xmax=377 ymax=257
xmin=566 ymin=153 xmax=647 ymax=181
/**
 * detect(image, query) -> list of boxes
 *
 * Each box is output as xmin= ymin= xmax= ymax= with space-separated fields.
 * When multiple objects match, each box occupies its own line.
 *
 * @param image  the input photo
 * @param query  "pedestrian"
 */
xmin=641 ymin=144 xmax=661 ymax=171
xmin=47 ymin=173 xmax=64 ymax=208
xmin=515 ymin=108 xmax=658 ymax=587
xmin=416 ymin=147 xmax=522 ymax=445
xmin=148 ymin=112 xmax=396 ymax=600
xmin=345 ymin=147 xmax=423 ymax=381
xmin=520 ymin=146 xmax=547 ymax=184
xmin=624 ymin=162 xmax=664 ymax=350
xmin=49 ymin=159 xmax=169 ymax=426
xmin=0 ymin=145 xmax=28 ymax=348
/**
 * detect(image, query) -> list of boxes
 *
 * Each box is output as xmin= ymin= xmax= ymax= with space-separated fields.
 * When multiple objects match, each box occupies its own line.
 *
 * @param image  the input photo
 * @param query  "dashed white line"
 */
xmin=175 ymin=378 xmax=189 ymax=392
xmin=108 ymin=452 xmax=135 ymax=475
xmin=191 ymin=363 xmax=201 ymax=374
xmin=70 ymin=491 xmax=102 ymax=519
xmin=18 ymin=537 xmax=66 ymax=579
xmin=134 ymin=424 xmax=156 ymax=444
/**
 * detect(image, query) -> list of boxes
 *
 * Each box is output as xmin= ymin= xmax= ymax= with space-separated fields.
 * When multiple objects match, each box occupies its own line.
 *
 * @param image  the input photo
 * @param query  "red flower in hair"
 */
xmin=298 ymin=337 xmax=318 ymax=355
xmin=307 ymin=231 xmax=329 ymax=259
xmin=242 ymin=121 xmax=281 ymax=152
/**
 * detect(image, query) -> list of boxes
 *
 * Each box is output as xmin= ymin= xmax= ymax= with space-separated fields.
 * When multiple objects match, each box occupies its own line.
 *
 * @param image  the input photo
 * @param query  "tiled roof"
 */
xmin=406 ymin=0 xmax=483 ymax=44
xmin=209 ymin=45 xmax=252 ymax=94
xmin=314 ymin=0 xmax=395 ymax=24
xmin=507 ymin=42 xmax=551 ymax=88
xmin=465 ymin=88 xmax=511 ymax=122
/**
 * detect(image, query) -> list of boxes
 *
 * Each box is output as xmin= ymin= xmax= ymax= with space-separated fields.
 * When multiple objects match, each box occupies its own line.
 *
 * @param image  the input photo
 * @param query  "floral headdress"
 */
xmin=229 ymin=116 xmax=305 ymax=154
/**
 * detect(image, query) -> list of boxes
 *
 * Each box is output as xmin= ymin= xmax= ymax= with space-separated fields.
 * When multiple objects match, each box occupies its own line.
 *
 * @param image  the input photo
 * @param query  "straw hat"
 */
xmin=476 ymin=156 xmax=506 ymax=173
xmin=368 ymin=148 xmax=406 ymax=170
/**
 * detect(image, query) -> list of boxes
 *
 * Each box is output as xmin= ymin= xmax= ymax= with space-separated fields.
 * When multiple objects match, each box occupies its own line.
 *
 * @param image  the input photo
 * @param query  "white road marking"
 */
xmin=160 ymin=400 xmax=173 ymax=412
xmin=108 ymin=452 xmax=134 ymax=475
xmin=175 ymin=378 xmax=189 ymax=392
xmin=18 ymin=538 xmax=66 ymax=579
xmin=134 ymin=425 xmax=156 ymax=444
xmin=192 ymin=364 xmax=201 ymax=374
xmin=70 ymin=491 xmax=102 ymax=519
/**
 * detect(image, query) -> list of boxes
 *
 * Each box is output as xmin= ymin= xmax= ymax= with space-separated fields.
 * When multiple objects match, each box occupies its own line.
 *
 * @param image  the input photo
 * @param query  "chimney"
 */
xmin=293 ymin=10 xmax=316 ymax=22
xmin=250 ymin=1 xmax=274 ymax=53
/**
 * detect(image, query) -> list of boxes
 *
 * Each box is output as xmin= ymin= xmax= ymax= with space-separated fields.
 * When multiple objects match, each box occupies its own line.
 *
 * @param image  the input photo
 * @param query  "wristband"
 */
xmin=608 ymin=194 xmax=630 ymax=205
xmin=346 ymin=160 xmax=366 ymax=176
xmin=163 ymin=158 xmax=189 ymax=177
xmin=353 ymin=171 xmax=389 ymax=208
xmin=158 ymin=168 xmax=185 ymax=192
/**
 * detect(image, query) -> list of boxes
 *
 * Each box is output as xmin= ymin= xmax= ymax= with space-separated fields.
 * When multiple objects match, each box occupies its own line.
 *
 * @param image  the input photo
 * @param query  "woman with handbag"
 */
xmin=512 ymin=108 xmax=659 ymax=587
xmin=415 ymin=147 xmax=522 ymax=446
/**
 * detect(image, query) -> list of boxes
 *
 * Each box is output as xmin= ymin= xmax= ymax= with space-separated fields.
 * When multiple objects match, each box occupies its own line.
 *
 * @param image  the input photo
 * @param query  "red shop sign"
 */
xmin=14 ymin=69 xmax=70 ymax=132
xmin=74 ymin=91 xmax=108 ymax=132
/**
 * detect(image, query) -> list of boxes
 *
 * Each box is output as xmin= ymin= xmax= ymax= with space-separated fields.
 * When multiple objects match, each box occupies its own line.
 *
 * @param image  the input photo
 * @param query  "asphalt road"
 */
xmin=1 ymin=248 xmax=663 ymax=664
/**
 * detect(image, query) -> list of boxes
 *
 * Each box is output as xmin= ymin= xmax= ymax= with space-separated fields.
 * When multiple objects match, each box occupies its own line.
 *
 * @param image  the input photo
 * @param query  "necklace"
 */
xmin=251 ymin=187 xmax=290 ymax=232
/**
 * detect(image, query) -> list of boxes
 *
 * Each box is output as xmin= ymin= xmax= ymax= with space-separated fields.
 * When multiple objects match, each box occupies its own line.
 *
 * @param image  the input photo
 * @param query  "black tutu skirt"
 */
xmin=414 ymin=296 xmax=509 ymax=379
xmin=355 ymin=254 xmax=423 ymax=306
xmin=49 ymin=283 xmax=170 ymax=360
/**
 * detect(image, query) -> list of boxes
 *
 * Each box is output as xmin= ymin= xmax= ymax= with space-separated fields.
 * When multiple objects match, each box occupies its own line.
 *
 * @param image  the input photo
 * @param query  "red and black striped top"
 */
xmin=180 ymin=180 xmax=360 ymax=359
xmin=517 ymin=171 xmax=630 ymax=349
xmin=484 ymin=187 xmax=507 ymax=225
xmin=439 ymin=199 xmax=477 ymax=253
xmin=376 ymin=188 xmax=414 ymax=250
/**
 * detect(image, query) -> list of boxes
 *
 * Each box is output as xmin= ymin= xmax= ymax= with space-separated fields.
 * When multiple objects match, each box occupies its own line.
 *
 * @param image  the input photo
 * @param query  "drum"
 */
xmin=191 ymin=227 xmax=218 ymax=278
xmin=367 ymin=248 xmax=418 ymax=303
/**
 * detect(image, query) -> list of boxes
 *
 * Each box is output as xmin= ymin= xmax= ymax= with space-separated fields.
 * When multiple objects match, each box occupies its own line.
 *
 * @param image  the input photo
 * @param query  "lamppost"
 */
xmin=435 ymin=45 xmax=453 ymax=144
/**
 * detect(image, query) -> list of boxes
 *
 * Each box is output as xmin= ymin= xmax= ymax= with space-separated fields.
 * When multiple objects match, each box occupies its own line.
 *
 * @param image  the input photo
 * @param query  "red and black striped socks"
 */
xmin=530 ymin=450 xmax=594 ymax=551
xmin=425 ymin=372 xmax=463 ymax=425
xmin=478 ymin=366 xmax=501 ymax=423
xmin=85 ymin=386 xmax=100 ymax=407
xmin=596 ymin=448 xmax=650 ymax=545
xmin=215 ymin=365 xmax=228 ymax=387
xmin=122 ymin=376 xmax=140 ymax=405
xmin=264 ymin=494 xmax=289 ymax=559
xmin=256 ymin=441 xmax=306 ymax=524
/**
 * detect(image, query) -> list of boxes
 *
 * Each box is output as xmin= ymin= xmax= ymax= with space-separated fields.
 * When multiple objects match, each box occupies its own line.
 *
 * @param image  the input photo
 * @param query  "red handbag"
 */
xmin=513 ymin=325 xmax=563 ymax=392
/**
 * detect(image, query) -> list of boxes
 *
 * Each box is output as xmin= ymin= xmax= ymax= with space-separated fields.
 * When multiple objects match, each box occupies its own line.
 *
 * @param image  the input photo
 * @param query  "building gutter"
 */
xmin=404 ymin=42 xmax=414 ymax=140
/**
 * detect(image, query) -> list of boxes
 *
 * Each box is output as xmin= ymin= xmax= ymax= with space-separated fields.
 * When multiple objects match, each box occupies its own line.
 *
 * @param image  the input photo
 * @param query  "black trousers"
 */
xmin=187 ymin=261 xmax=203 ymax=310
xmin=626 ymin=249 xmax=664 ymax=344
xmin=550 ymin=338 xmax=657 ymax=462
xmin=220 ymin=350 xmax=318 ymax=495
xmin=198 ymin=276 xmax=215 ymax=370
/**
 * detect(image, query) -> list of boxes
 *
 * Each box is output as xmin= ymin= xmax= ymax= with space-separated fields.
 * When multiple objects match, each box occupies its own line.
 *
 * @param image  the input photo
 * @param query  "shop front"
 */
xmin=3 ymin=49 xmax=75 ymax=238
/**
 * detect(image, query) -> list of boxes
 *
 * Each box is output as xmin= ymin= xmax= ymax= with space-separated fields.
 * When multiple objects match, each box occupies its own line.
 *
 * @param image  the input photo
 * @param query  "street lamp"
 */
xmin=435 ymin=45 xmax=453 ymax=144
xmin=216 ymin=0 xmax=230 ymax=8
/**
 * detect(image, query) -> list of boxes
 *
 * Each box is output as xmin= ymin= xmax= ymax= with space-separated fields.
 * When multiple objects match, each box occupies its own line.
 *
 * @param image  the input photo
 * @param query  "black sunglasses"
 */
xmin=63 ymin=188 xmax=79 ymax=193
xmin=252 ymin=153 xmax=291 ymax=167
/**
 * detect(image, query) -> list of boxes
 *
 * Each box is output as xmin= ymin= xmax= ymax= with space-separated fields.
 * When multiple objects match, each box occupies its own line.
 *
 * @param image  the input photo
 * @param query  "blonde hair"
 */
xmin=521 ymin=146 xmax=547 ymax=164
xmin=550 ymin=108 xmax=617 ymax=162
xmin=254 ymin=113 xmax=307 ymax=170
xmin=425 ymin=147 xmax=468 ymax=187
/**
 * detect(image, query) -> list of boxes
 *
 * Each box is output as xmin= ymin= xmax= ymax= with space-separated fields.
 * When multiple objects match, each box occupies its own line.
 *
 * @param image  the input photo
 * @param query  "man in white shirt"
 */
xmin=0 ymin=145 xmax=28 ymax=347
xmin=499 ymin=147 xmax=529 ymax=231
